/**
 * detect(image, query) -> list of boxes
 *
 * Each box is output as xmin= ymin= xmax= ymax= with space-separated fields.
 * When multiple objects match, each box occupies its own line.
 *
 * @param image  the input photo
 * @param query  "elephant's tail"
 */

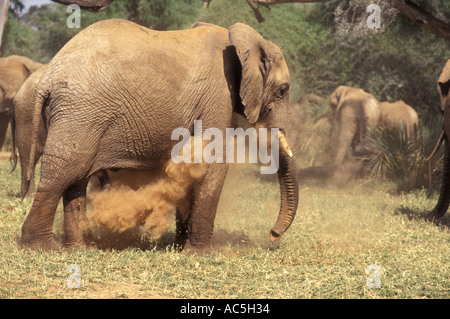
xmin=23 ymin=83 xmax=49 ymax=199
xmin=9 ymin=104 xmax=18 ymax=172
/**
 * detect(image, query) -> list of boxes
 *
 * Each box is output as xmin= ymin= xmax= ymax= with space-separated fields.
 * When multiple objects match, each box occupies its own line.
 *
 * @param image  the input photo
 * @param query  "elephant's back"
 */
xmin=0 ymin=57 xmax=29 ymax=96
xmin=45 ymin=19 xmax=231 ymax=106
xmin=380 ymin=101 xmax=418 ymax=126
xmin=51 ymin=19 xmax=230 ymax=66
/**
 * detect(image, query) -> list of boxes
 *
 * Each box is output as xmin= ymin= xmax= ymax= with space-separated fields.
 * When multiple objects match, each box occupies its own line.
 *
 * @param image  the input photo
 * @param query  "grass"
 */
xmin=0 ymin=158 xmax=449 ymax=299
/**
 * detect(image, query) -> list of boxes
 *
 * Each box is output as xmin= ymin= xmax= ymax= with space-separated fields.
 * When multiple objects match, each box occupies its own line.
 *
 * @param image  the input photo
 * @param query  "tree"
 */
xmin=0 ymin=0 xmax=10 ymax=53
xmin=245 ymin=0 xmax=450 ymax=40
xmin=45 ymin=0 xmax=450 ymax=40
xmin=2 ymin=0 xmax=447 ymax=55
xmin=50 ymin=0 xmax=113 ymax=12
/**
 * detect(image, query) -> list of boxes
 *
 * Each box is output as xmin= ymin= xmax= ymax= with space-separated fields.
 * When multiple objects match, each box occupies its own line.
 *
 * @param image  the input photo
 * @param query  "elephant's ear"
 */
xmin=439 ymin=80 xmax=450 ymax=98
xmin=330 ymin=86 xmax=348 ymax=110
xmin=229 ymin=23 xmax=270 ymax=124
xmin=438 ymin=60 xmax=450 ymax=110
xmin=20 ymin=57 xmax=43 ymax=76
xmin=438 ymin=61 xmax=450 ymax=97
xmin=329 ymin=90 xmax=339 ymax=109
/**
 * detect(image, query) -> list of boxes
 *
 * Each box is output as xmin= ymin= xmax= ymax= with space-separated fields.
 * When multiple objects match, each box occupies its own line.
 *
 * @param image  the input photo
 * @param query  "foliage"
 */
xmin=2 ymin=0 xmax=201 ymax=62
xmin=2 ymin=12 xmax=39 ymax=59
xmin=128 ymin=0 xmax=200 ymax=30
xmin=365 ymin=121 xmax=444 ymax=193
xmin=299 ymin=3 xmax=449 ymax=117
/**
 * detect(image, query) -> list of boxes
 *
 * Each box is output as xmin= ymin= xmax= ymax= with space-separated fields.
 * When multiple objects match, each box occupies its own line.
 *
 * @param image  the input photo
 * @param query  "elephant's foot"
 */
xmin=64 ymin=236 xmax=89 ymax=249
xmin=183 ymin=242 xmax=214 ymax=255
xmin=19 ymin=234 xmax=62 ymax=251
xmin=63 ymin=223 xmax=93 ymax=249
xmin=174 ymin=226 xmax=188 ymax=251
xmin=173 ymin=239 xmax=186 ymax=252
xmin=426 ymin=210 xmax=445 ymax=222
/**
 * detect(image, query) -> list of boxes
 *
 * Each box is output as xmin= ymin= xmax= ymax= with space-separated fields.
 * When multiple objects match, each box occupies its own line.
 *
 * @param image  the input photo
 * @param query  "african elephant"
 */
xmin=427 ymin=59 xmax=450 ymax=219
xmin=379 ymin=101 xmax=419 ymax=140
xmin=20 ymin=20 xmax=299 ymax=253
xmin=0 ymin=55 xmax=43 ymax=149
xmin=329 ymin=85 xmax=381 ymax=165
xmin=11 ymin=65 xmax=48 ymax=198
xmin=11 ymin=64 xmax=110 ymax=198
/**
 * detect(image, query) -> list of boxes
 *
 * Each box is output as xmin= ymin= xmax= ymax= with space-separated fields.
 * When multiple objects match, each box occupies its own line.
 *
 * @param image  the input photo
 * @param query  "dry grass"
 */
xmin=0 ymin=158 xmax=449 ymax=299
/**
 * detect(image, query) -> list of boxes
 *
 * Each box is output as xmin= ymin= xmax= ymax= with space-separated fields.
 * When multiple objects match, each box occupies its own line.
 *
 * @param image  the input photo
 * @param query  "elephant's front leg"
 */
xmin=185 ymin=163 xmax=228 ymax=254
xmin=63 ymin=180 xmax=90 ymax=248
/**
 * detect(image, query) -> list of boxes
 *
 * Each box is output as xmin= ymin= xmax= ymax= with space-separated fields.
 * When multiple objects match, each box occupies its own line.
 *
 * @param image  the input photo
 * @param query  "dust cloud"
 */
xmin=87 ymin=138 xmax=207 ymax=240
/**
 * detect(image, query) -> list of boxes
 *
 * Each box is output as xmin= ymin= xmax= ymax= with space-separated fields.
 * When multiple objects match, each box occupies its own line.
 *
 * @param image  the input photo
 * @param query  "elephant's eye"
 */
xmin=276 ymin=84 xmax=289 ymax=98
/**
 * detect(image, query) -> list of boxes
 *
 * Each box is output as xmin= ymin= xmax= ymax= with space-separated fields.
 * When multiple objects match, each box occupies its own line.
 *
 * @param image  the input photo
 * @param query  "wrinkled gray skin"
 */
xmin=428 ymin=59 xmax=450 ymax=219
xmin=20 ymin=20 xmax=299 ymax=253
xmin=329 ymin=86 xmax=381 ymax=165
xmin=11 ymin=65 xmax=110 ymax=198
xmin=379 ymin=101 xmax=419 ymax=140
xmin=0 ymin=55 xmax=43 ymax=150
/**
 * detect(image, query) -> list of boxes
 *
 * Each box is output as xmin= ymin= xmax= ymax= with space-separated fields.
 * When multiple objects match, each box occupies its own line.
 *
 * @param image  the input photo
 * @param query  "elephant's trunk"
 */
xmin=430 ymin=136 xmax=450 ymax=218
xmin=270 ymin=133 xmax=299 ymax=242
xmin=333 ymin=111 xmax=356 ymax=165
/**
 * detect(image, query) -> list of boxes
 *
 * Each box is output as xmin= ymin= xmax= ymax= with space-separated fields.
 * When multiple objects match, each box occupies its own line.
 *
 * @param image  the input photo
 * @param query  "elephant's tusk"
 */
xmin=279 ymin=131 xmax=293 ymax=157
xmin=426 ymin=129 xmax=445 ymax=162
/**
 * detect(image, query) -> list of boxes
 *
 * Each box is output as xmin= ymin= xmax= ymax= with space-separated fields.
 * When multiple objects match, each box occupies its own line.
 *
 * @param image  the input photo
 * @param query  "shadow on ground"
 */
xmin=395 ymin=206 xmax=450 ymax=229
xmin=81 ymin=226 xmax=255 ymax=252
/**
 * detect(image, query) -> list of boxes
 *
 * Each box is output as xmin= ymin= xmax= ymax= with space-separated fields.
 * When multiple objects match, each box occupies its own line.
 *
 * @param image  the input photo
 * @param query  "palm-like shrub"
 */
xmin=363 ymin=121 xmax=444 ymax=192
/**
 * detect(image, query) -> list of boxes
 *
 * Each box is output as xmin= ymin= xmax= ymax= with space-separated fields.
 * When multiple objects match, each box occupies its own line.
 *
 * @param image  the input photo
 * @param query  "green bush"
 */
xmin=365 ymin=121 xmax=444 ymax=192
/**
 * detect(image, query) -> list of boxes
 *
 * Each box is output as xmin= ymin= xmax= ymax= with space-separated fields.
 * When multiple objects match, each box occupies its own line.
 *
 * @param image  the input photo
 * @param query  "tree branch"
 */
xmin=246 ymin=0 xmax=330 ymax=23
xmin=254 ymin=0 xmax=326 ymax=4
xmin=203 ymin=0 xmax=211 ymax=9
xmin=51 ymin=0 xmax=114 ymax=12
xmin=0 ymin=0 xmax=10 ymax=54
xmin=388 ymin=0 xmax=450 ymax=40
xmin=247 ymin=0 xmax=450 ymax=40
xmin=246 ymin=0 xmax=267 ymax=23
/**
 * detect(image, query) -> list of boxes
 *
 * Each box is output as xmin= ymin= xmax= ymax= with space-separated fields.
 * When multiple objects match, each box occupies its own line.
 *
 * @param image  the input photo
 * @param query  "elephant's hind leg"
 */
xmin=20 ymin=183 xmax=63 ymax=251
xmin=21 ymin=132 xmax=97 ymax=250
xmin=63 ymin=179 xmax=91 ymax=248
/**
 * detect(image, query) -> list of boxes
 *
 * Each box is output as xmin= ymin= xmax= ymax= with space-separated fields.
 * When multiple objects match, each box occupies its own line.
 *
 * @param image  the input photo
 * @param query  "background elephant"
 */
xmin=11 ymin=64 xmax=111 ymax=198
xmin=0 ymin=55 xmax=43 ymax=150
xmin=11 ymin=65 xmax=47 ymax=198
xmin=329 ymin=85 xmax=381 ymax=165
xmin=20 ymin=20 xmax=299 ymax=253
xmin=427 ymin=59 xmax=450 ymax=219
xmin=379 ymin=100 xmax=419 ymax=140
